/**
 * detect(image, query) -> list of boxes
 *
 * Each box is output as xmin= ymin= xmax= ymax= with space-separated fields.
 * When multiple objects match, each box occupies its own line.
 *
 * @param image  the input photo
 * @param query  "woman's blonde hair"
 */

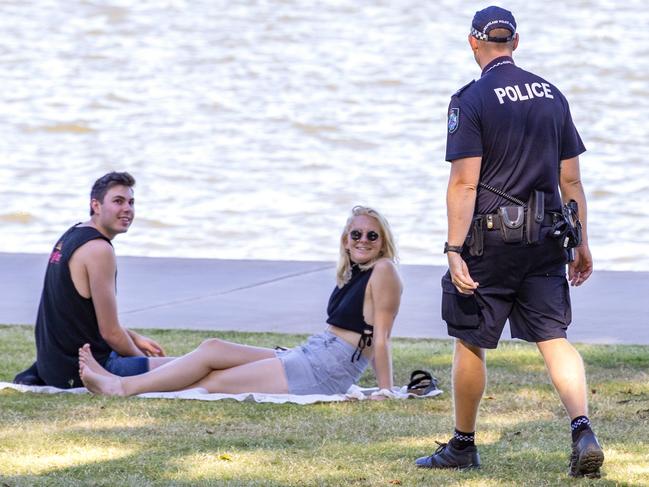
xmin=336 ymin=205 xmax=398 ymax=288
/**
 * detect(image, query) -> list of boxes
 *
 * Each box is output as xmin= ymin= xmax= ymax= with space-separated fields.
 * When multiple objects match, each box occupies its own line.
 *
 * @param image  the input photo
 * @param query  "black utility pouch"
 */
xmin=497 ymin=206 xmax=524 ymax=243
xmin=465 ymin=216 xmax=484 ymax=256
xmin=525 ymin=190 xmax=545 ymax=244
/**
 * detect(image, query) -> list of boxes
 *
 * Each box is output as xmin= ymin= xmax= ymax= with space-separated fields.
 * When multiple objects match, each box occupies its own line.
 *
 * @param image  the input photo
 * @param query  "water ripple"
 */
xmin=0 ymin=0 xmax=647 ymax=270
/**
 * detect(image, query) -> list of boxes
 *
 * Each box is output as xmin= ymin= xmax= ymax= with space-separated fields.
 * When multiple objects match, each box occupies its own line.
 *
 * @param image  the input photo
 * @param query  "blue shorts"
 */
xmin=103 ymin=352 xmax=149 ymax=377
xmin=276 ymin=331 xmax=369 ymax=395
xmin=442 ymin=233 xmax=571 ymax=349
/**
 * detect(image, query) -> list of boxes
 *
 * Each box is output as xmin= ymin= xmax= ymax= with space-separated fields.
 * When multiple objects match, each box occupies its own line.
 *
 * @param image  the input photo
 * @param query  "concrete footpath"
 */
xmin=1 ymin=252 xmax=647 ymax=344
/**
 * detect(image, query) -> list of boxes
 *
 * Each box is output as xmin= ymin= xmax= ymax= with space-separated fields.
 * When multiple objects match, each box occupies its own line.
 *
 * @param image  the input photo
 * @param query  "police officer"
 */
xmin=415 ymin=6 xmax=603 ymax=478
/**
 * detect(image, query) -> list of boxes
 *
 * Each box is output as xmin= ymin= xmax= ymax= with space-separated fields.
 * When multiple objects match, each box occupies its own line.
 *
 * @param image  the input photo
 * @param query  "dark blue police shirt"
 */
xmin=445 ymin=56 xmax=586 ymax=214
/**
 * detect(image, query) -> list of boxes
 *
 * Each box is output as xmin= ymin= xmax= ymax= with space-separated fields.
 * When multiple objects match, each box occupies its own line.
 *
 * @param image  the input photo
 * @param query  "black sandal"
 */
xmin=407 ymin=369 xmax=439 ymax=397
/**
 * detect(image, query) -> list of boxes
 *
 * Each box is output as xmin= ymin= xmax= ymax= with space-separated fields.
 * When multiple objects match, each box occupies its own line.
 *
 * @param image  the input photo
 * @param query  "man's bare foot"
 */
xmin=78 ymin=344 xmax=112 ymax=378
xmin=80 ymin=365 xmax=127 ymax=396
xmin=79 ymin=344 xmax=126 ymax=396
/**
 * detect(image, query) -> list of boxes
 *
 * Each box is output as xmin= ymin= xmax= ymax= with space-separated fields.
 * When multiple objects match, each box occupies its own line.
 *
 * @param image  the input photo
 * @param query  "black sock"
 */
xmin=571 ymin=415 xmax=592 ymax=442
xmin=449 ymin=429 xmax=475 ymax=450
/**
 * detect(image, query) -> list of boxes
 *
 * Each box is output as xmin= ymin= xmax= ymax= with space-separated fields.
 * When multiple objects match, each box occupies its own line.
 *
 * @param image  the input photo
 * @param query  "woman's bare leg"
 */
xmin=186 ymin=358 xmax=289 ymax=394
xmin=147 ymin=357 xmax=177 ymax=370
xmin=81 ymin=338 xmax=278 ymax=396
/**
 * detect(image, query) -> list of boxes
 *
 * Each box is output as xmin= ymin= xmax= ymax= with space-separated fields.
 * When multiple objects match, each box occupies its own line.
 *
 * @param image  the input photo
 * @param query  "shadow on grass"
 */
xmin=2 ymin=326 xmax=649 ymax=486
xmin=2 ymin=390 xmax=647 ymax=486
xmin=2 ymin=420 xmax=642 ymax=487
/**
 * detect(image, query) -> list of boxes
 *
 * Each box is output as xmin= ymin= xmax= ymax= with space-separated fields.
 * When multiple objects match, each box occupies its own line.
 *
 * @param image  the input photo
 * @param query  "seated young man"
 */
xmin=14 ymin=171 xmax=172 ymax=388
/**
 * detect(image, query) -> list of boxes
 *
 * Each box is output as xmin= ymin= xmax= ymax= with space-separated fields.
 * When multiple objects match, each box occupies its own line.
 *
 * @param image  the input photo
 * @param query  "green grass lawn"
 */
xmin=1 ymin=324 xmax=648 ymax=486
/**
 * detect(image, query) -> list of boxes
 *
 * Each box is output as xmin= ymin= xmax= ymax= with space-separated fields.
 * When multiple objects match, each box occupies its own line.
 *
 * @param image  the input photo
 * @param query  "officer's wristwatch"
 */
xmin=443 ymin=242 xmax=463 ymax=254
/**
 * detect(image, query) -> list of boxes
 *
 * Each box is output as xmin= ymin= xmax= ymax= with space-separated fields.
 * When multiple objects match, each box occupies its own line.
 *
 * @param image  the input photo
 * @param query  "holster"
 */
xmin=548 ymin=200 xmax=582 ymax=261
xmin=562 ymin=200 xmax=582 ymax=248
xmin=497 ymin=206 xmax=524 ymax=243
xmin=465 ymin=216 xmax=484 ymax=256
xmin=525 ymin=190 xmax=545 ymax=244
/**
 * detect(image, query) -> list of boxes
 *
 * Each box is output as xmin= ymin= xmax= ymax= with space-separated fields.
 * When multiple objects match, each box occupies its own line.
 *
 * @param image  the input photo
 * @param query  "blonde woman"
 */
xmin=80 ymin=206 xmax=402 ymax=398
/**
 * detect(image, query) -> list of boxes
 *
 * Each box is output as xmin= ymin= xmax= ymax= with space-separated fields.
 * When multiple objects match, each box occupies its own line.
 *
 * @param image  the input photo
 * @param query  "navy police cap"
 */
xmin=471 ymin=6 xmax=516 ymax=43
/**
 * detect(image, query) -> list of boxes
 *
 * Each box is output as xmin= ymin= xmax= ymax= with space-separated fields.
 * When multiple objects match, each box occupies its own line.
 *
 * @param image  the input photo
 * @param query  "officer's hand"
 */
xmin=448 ymin=253 xmax=479 ymax=294
xmin=568 ymin=245 xmax=593 ymax=286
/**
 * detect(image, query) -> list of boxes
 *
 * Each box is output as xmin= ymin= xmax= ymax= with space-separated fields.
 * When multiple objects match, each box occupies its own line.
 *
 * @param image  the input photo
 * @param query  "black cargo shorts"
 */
xmin=441 ymin=233 xmax=571 ymax=349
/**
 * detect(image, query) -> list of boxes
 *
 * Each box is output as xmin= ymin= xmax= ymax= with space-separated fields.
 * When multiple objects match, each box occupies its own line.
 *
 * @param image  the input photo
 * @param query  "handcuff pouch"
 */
xmin=497 ymin=206 xmax=524 ymax=243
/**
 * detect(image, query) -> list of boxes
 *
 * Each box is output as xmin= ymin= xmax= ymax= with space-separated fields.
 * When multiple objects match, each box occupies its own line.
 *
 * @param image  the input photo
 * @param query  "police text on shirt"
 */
xmin=494 ymin=83 xmax=553 ymax=104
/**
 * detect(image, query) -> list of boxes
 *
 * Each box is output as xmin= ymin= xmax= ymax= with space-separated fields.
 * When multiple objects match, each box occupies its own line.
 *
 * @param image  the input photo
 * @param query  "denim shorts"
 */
xmin=103 ymin=351 xmax=149 ymax=377
xmin=276 ymin=331 xmax=369 ymax=395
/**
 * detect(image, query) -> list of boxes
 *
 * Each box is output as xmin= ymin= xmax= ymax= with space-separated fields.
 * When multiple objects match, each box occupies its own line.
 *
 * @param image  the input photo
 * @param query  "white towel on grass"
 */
xmin=0 ymin=381 xmax=442 ymax=405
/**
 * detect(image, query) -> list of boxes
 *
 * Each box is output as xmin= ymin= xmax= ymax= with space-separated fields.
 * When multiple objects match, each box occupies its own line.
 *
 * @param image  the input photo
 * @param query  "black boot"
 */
xmin=569 ymin=428 xmax=604 ymax=478
xmin=416 ymin=440 xmax=481 ymax=470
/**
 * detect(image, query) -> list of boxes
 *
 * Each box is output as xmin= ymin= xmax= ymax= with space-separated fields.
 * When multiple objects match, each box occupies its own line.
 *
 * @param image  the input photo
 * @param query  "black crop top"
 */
xmin=326 ymin=265 xmax=374 ymax=361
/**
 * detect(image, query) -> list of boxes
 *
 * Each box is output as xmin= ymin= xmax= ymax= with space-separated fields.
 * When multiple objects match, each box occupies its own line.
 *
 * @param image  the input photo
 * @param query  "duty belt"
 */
xmin=481 ymin=212 xmax=560 ymax=231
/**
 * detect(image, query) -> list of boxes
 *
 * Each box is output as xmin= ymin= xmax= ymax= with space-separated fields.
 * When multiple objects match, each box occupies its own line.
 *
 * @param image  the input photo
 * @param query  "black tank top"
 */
xmin=326 ymin=265 xmax=374 ymax=361
xmin=35 ymin=225 xmax=113 ymax=388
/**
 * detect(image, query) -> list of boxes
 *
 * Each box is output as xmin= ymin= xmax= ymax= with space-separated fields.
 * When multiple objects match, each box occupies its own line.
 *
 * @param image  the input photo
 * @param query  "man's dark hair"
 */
xmin=90 ymin=171 xmax=136 ymax=216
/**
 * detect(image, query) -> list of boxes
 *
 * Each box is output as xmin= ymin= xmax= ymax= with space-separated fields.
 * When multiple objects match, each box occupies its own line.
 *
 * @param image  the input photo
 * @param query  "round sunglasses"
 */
xmin=349 ymin=229 xmax=380 ymax=242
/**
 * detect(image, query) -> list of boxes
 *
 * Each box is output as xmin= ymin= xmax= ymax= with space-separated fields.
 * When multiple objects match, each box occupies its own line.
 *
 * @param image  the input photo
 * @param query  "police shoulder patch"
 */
xmin=452 ymin=80 xmax=475 ymax=98
xmin=448 ymin=107 xmax=460 ymax=134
